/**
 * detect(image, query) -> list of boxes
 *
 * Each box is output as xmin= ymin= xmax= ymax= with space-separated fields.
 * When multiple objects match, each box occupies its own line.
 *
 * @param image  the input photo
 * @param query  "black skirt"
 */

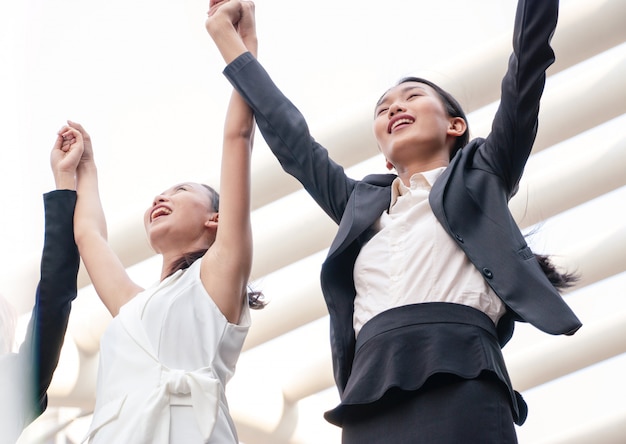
xmin=325 ymin=303 xmax=525 ymax=443
xmin=341 ymin=372 xmax=518 ymax=444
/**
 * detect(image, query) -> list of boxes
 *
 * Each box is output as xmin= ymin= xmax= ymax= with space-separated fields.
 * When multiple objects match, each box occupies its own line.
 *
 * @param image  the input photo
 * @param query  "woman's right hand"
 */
xmin=51 ymin=125 xmax=84 ymax=190
xmin=237 ymin=1 xmax=257 ymax=56
xmin=66 ymin=120 xmax=94 ymax=166
xmin=206 ymin=0 xmax=238 ymax=32
xmin=206 ymin=0 xmax=256 ymax=64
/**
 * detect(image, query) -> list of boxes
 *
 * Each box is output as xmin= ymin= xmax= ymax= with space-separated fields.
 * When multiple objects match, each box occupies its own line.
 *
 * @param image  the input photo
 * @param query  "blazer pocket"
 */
xmin=517 ymin=245 xmax=534 ymax=261
xmin=81 ymin=394 xmax=127 ymax=443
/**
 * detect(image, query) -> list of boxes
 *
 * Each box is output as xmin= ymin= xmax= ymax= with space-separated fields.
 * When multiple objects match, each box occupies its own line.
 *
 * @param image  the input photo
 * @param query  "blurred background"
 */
xmin=1 ymin=0 xmax=625 ymax=442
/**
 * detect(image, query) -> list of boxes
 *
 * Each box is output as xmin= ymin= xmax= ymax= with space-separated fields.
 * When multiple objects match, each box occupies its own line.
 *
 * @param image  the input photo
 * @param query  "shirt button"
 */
xmin=482 ymin=268 xmax=493 ymax=279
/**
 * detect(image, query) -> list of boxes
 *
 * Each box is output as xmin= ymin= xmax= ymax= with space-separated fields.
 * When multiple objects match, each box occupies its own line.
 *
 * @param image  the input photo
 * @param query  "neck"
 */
xmin=158 ymin=244 xmax=209 ymax=281
xmin=160 ymin=254 xmax=179 ymax=281
xmin=394 ymin=158 xmax=449 ymax=186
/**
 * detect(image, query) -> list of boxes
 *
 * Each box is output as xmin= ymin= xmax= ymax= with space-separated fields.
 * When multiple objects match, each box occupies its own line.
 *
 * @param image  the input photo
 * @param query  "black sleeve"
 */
xmin=18 ymin=190 xmax=79 ymax=422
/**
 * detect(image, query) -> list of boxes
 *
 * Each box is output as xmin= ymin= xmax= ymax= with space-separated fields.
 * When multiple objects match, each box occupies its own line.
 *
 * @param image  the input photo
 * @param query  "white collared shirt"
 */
xmin=353 ymin=167 xmax=505 ymax=336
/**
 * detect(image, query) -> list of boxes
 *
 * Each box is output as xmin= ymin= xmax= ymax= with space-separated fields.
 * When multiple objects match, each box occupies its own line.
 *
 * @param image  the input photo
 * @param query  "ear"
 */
xmin=204 ymin=212 xmax=219 ymax=230
xmin=447 ymin=117 xmax=467 ymax=137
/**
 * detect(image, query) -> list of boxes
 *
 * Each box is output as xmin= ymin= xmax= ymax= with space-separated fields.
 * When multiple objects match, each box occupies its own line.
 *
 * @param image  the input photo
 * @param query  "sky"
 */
xmin=1 ymin=0 xmax=625 ymax=442
xmin=0 ymin=0 xmax=528 ymax=313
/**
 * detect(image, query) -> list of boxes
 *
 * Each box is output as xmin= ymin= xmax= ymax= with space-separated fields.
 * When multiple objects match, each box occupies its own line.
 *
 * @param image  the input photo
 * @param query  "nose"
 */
xmin=152 ymin=193 xmax=168 ymax=206
xmin=388 ymin=102 xmax=405 ymax=117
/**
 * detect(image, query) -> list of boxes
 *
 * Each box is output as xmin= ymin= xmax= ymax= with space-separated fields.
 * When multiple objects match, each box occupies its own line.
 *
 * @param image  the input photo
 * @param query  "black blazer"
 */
xmin=225 ymin=0 xmax=581 ymax=394
xmin=0 ymin=190 xmax=79 ymax=442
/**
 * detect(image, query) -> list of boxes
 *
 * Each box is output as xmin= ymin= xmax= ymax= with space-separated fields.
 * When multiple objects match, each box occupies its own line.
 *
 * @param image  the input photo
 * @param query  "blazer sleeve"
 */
xmin=17 ymin=189 xmax=79 ymax=421
xmin=478 ymin=0 xmax=558 ymax=198
xmin=223 ymin=52 xmax=357 ymax=225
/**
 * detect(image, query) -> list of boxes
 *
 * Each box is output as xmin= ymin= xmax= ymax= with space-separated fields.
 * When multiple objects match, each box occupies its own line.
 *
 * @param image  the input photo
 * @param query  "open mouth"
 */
xmin=150 ymin=206 xmax=172 ymax=221
xmin=388 ymin=115 xmax=415 ymax=133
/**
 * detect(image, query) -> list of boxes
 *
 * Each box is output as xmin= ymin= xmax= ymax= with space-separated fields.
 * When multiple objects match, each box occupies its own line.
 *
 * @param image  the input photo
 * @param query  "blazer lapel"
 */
xmin=429 ymin=147 xmax=466 ymax=228
xmin=327 ymin=174 xmax=395 ymax=261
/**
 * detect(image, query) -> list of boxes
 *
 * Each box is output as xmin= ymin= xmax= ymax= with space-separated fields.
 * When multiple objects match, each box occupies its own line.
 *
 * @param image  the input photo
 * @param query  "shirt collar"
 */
xmin=390 ymin=166 xmax=446 ymax=208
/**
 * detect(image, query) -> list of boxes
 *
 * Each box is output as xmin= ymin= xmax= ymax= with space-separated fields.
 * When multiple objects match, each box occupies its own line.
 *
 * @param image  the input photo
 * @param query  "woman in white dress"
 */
xmin=65 ymin=8 xmax=261 ymax=442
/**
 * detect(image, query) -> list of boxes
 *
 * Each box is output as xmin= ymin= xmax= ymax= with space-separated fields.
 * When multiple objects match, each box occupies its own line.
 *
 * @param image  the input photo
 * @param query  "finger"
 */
xmin=208 ymin=0 xmax=228 ymax=16
xmin=241 ymin=2 xmax=256 ymax=25
xmin=62 ymin=138 xmax=75 ymax=150
xmin=53 ymin=134 xmax=64 ymax=150
xmin=61 ymin=127 xmax=80 ymax=140
xmin=67 ymin=120 xmax=85 ymax=135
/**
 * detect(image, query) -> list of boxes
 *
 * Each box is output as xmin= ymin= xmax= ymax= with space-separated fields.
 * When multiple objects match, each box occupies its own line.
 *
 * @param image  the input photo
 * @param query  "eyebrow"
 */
xmin=375 ymin=85 xmax=428 ymax=108
xmin=162 ymin=182 xmax=193 ymax=194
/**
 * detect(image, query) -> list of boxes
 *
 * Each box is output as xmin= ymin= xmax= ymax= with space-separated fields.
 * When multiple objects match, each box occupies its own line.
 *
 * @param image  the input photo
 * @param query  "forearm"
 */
xmin=224 ymin=53 xmax=356 ymax=224
xmin=207 ymin=17 xmax=249 ymax=64
xmin=53 ymin=171 xmax=76 ymax=191
xmin=39 ymin=191 xmax=80 ymax=305
xmin=73 ymin=159 xmax=141 ymax=315
xmin=19 ymin=190 xmax=79 ymax=412
xmin=216 ymin=89 xmax=253 ymax=256
xmin=74 ymin=161 xmax=108 ymax=246
xmin=484 ymin=0 xmax=558 ymax=193
xmin=223 ymin=89 xmax=255 ymax=143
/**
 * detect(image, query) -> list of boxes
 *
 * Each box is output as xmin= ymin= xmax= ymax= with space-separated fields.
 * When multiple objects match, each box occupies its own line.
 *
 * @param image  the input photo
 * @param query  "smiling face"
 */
xmin=143 ymin=182 xmax=218 ymax=254
xmin=373 ymin=80 xmax=467 ymax=172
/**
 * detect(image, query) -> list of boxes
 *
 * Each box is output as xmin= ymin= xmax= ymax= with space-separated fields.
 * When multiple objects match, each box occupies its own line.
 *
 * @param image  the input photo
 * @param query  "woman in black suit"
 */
xmin=208 ymin=0 xmax=582 ymax=442
xmin=0 ymin=126 xmax=82 ymax=443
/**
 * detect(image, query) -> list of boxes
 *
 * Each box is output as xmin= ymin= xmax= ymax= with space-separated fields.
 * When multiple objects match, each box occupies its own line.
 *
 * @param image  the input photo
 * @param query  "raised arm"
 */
xmin=67 ymin=122 xmax=143 ymax=316
xmin=481 ymin=0 xmax=559 ymax=197
xmin=17 ymin=129 xmax=83 ymax=425
xmin=207 ymin=0 xmax=357 ymax=225
xmin=201 ymin=0 xmax=256 ymax=323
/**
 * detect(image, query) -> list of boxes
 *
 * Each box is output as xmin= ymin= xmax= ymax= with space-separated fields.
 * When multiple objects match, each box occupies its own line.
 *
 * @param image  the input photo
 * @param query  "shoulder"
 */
xmin=361 ymin=173 xmax=396 ymax=187
xmin=452 ymin=137 xmax=496 ymax=170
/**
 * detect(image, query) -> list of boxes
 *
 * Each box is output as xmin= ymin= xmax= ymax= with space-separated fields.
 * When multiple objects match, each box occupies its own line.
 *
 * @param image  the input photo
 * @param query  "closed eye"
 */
xmin=375 ymin=107 xmax=388 ymax=116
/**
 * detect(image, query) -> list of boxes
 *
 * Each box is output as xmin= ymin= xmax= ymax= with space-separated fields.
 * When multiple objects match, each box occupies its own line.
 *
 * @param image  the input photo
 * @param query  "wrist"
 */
xmin=208 ymin=20 xmax=248 ymax=64
xmin=242 ymin=36 xmax=258 ymax=57
xmin=206 ymin=14 xmax=235 ymax=39
xmin=76 ymin=159 xmax=98 ymax=178
xmin=77 ymin=158 xmax=97 ymax=171
xmin=54 ymin=171 xmax=76 ymax=190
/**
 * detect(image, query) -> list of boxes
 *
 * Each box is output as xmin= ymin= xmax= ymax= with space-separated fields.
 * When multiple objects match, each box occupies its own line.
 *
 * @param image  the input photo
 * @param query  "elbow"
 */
xmin=73 ymin=224 xmax=107 ymax=252
xmin=72 ymin=227 xmax=90 ymax=252
xmin=225 ymin=126 xmax=255 ymax=143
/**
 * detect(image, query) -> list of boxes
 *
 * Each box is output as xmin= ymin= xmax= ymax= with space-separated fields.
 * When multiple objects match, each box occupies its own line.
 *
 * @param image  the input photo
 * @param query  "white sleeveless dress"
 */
xmin=83 ymin=259 xmax=250 ymax=443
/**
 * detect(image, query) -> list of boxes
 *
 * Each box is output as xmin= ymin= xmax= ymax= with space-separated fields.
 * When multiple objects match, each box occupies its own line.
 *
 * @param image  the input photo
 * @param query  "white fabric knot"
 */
xmin=129 ymin=366 xmax=221 ymax=444
xmin=165 ymin=369 xmax=190 ymax=395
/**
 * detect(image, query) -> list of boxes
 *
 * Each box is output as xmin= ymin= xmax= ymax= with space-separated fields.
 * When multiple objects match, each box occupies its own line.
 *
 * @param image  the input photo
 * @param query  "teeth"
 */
xmin=151 ymin=207 xmax=172 ymax=220
xmin=392 ymin=118 xmax=413 ymax=131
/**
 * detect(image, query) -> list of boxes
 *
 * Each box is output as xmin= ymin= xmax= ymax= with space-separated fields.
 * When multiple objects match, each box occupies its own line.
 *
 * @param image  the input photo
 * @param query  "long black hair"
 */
xmin=166 ymin=249 xmax=266 ymax=309
xmin=534 ymin=252 xmax=579 ymax=291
